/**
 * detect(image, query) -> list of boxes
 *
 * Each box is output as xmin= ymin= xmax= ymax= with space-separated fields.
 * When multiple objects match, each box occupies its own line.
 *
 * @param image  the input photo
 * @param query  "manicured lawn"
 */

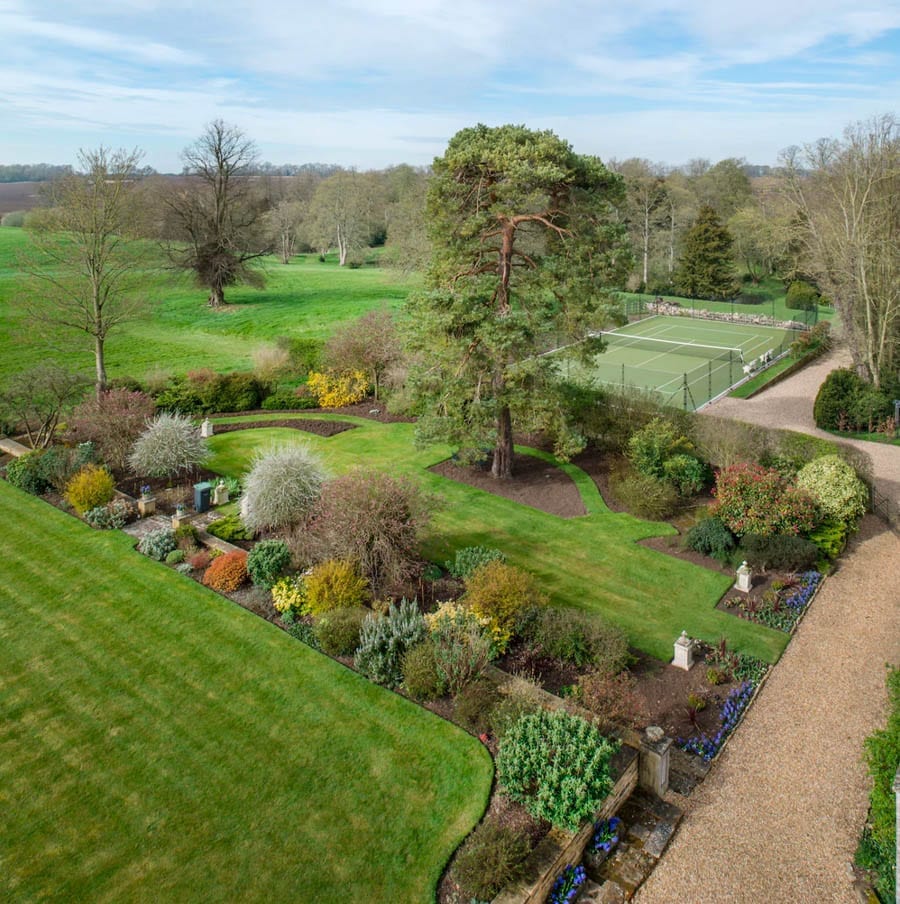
xmin=0 ymin=480 xmax=491 ymax=902
xmin=207 ymin=414 xmax=789 ymax=663
xmin=0 ymin=228 xmax=419 ymax=385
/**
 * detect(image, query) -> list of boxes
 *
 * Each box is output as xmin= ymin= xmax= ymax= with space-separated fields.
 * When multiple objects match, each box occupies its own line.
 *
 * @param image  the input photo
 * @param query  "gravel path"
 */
xmin=636 ymin=517 xmax=900 ymax=903
xmin=702 ymin=345 xmax=900 ymax=503
xmin=637 ymin=346 xmax=900 ymax=903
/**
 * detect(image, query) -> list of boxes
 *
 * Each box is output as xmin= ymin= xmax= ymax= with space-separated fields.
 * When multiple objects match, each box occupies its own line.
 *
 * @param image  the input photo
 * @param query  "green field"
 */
xmin=206 ymin=413 xmax=790 ymax=664
xmin=0 ymin=480 xmax=491 ymax=902
xmin=0 ymin=228 xmax=420 ymax=385
xmin=550 ymin=315 xmax=799 ymax=410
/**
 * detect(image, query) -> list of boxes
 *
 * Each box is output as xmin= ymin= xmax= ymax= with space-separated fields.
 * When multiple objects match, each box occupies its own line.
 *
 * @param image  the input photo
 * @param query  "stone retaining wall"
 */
xmin=493 ymin=747 xmax=639 ymax=904
xmin=646 ymin=302 xmax=808 ymax=332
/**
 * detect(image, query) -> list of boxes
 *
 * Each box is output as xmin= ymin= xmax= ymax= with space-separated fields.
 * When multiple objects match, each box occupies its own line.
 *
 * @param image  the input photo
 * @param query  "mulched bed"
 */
xmin=430 ymin=452 xmax=586 ymax=518
xmin=213 ymin=419 xmax=355 ymax=437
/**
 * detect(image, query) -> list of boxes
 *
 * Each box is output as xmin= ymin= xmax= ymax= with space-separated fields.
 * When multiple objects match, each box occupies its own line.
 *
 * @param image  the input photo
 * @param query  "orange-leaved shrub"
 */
xmin=202 ymin=550 xmax=248 ymax=592
xmin=65 ymin=464 xmax=116 ymax=515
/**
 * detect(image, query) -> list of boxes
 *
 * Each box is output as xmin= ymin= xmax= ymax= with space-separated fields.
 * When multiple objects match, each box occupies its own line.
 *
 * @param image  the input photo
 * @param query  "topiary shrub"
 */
xmin=354 ymin=598 xmax=426 ymax=687
xmin=5 ymin=451 xmax=50 ymax=495
xmin=712 ymin=463 xmax=818 ymax=537
xmin=83 ymin=498 xmax=135 ymax=530
xmin=608 ymin=468 xmax=680 ymax=520
xmin=128 ymin=412 xmax=209 ymax=479
xmin=444 ymin=545 xmax=506 ymax=579
xmin=137 ymin=528 xmax=177 ymax=561
xmin=165 ymin=549 xmax=186 ymax=565
xmin=314 ymin=606 xmax=368 ymax=656
xmin=453 ymin=678 xmax=502 ymax=734
xmin=685 ymin=516 xmax=736 ymax=563
xmin=271 ymin=574 xmax=307 ymax=615
xmin=496 ymin=708 xmax=620 ymax=831
xmin=739 ymin=534 xmax=820 ymax=571
xmin=796 ymin=455 xmax=868 ymax=526
xmin=464 ymin=561 xmax=548 ymax=654
xmin=260 ymin=391 xmax=319 ymax=411
xmin=813 ymin=368 xmax=865 ymax=431
xmin=303 ymin=558 xmax=371 ymax=616
xmin=401 ymin=639 xmax=445 ymax=700
xmin=527 ymin=608 xmax=630 ymax=673
xmin=240 ymin=443 xmax=326 ymax=533
xmin=247 ymin=539 xmax=292 ymax=590
xmin=205 ymin=513 xmax=253 ymax=541
xmin=202 ymin=550 xmax=249 ymax=592
xmin=64 ymin=464 xmax=116 ymax=515
xmin=426 ymin=603 xmax=492 ymax=694
xmin=448 ymin=819 xmax=531 ymax=902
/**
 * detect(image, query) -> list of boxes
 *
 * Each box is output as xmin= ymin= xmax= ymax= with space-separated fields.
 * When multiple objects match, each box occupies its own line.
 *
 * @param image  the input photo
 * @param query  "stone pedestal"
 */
xmin=171 ymin=511 xmax=188 ymax=530
xmin=639 ymin=727 xmax=672 ymax=796
xmin=212 ymin=484 xmax=229 ymax=506
xmin=137 ymin=496 xmax=156 ymax=518
xmin=735 ymin=560 xmax=752 ymax=593
xmin=200 ymin=418 xmax=214 ymax=438
xmin=673 ymin=631 xmax=694 ymax=671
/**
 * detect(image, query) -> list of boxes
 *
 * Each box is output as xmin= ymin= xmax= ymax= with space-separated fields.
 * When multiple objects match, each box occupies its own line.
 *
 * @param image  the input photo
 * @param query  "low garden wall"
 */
xmin=647 ymin=301 xmax=808 ymax=331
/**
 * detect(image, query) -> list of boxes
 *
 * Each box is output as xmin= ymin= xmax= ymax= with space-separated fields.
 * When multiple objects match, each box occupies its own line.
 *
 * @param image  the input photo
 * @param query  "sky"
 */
xmin=1 ymin=0 xmax=899 ymax=172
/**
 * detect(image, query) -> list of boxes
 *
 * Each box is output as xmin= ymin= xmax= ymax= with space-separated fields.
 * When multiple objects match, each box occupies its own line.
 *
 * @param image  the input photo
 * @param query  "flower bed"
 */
xmin=679 ymin=680 xmax=755 ymax=762
xmin=727 ymin=571 xmax=822 ymax=633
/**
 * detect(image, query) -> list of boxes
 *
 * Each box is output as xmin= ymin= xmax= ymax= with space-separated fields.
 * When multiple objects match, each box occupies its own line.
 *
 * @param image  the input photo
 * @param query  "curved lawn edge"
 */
xmin=515 ymin=445 xmax=610 ymax=515
xmin=0 ymin=480 xmax=493 ymax=903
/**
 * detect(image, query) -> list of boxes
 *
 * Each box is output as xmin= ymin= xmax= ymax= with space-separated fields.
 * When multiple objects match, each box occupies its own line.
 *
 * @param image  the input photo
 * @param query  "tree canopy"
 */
xmin=162 ymin=120 xmax=268 ymax=307
xmin=406 ymin=124 xmax=630 ymax=479
xmin=674 ymin=204 xmax=739 ymax=300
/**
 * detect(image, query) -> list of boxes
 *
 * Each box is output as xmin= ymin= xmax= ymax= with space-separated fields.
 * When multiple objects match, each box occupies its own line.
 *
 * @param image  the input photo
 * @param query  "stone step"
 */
xmin=578 ymin=878 xmax=626 ymax=903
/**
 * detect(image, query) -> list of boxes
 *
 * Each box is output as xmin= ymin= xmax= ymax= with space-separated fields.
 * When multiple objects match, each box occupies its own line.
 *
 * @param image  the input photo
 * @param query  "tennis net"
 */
xmin=590 ymin=330 xmax=745 ymax=363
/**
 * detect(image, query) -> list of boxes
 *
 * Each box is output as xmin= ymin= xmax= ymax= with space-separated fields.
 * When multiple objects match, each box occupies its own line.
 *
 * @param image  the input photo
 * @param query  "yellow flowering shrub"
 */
xmin=303 ymin=558 xmax=371 ymax=616
xmin=306 ymin=370 xmax=370 ymax=408
xmin=271 ymin=575 xmax=307 ymax=614
xmin=65 ymin=464 xmax=116 ymax=515
xmin=464 ymin=561 xmax=548 ymax=654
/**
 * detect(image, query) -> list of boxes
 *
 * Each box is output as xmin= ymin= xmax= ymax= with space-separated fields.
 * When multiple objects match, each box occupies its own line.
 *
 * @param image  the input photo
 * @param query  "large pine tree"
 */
xmin=406 ymin=124 xmax=631 ymax=479
xmin=674 ymin=204 xmax=739 ymax=300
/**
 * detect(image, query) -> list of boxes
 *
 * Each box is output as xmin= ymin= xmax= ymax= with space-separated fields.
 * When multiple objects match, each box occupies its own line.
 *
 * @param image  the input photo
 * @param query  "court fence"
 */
xmin=624 ymin=297 xmax=817 ymax=330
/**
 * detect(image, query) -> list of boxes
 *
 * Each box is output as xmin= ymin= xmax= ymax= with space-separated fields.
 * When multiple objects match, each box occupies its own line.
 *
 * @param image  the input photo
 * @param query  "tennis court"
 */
xmin=549 ymin=315 xmax=801 ymax=410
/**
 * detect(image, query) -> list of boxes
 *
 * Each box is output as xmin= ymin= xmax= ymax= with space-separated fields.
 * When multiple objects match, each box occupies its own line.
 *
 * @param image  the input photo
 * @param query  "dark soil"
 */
xmin=629 ymin=649 xmax=741 ymax=740
xmin=430 ymin=453 xmax=586 ymax=518
xmin=213 ymin=418 xmax=355 ymax=437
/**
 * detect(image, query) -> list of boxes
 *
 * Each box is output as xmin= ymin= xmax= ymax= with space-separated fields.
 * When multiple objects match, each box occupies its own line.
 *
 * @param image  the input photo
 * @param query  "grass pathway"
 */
xmin=636 ymin=515 xmax=900 ymax=902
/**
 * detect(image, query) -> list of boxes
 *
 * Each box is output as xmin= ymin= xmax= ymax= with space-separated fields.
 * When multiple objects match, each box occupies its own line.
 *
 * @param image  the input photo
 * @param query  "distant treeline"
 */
xmin=0 ymin=164 xmax=73 ymax=183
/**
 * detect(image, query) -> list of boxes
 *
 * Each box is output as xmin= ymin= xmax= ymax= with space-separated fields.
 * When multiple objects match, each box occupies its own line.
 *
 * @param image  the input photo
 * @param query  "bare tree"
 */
xmin=20 ymin=147 xmax=150 ymax=396
xmin=610 ymin=159 xmax=668 ymax=288
xmin=163 ymin=120 xmax=268 ymax=306
xmin=0 ymin=365 xmax=89 ymax=448
xmin=263 ymin=199 xmax=305 ymax=264
xmin=781 ymin=114 xmax=900 ymax=387
xmin=307 ymin=171 xmax=383 ymax=265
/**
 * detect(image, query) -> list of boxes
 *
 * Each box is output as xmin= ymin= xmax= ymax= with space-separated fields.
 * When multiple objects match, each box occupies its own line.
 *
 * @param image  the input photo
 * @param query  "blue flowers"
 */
xmin=679 ymin=681 xmax=755 ymax=762
xmin=590 ymin=816 xmax=621 ymax=853
xmin=547 ymin=864 xmax=586 ymax=904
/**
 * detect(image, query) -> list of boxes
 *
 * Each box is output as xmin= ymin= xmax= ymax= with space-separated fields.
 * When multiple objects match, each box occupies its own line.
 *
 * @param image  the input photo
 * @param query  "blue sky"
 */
xmin=1 ymin=0 xmax=898 ymax=171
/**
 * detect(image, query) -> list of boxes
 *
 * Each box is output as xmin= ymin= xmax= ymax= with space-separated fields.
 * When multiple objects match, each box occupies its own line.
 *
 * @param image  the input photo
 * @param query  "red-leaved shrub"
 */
xmin=187 ymin=548 xmax=213 ymax=571
xmin=711 ymin=463 xmax=818 ymax=537
xmin=202 ymin=550 xmax=248 ymax=592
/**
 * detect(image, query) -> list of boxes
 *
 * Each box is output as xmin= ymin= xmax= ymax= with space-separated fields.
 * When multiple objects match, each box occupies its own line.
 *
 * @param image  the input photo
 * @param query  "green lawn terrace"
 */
xmin=548 ymin=315 xmax=800 ymax=410
xmin=206 ymin=413 xmax=790 ymax=664
xmin=0 ymin=479 xmax=491 ymax=903
xmin=0 ymin=227 xmax=419 ymax=384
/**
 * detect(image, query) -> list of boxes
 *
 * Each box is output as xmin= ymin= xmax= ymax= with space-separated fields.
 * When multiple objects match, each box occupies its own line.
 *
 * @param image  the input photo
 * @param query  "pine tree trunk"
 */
xmin=492 ymin=404 xmax=513 ymax=479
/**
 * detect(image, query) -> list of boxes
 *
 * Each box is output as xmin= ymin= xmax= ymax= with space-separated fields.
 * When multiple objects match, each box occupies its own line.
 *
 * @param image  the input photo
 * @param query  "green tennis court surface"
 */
xmin=549 ymin=315 xmax=801 ymax=410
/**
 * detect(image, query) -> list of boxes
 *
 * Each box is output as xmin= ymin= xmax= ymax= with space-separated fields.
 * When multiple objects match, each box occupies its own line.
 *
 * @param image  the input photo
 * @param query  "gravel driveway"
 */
xmin=636 ymin=344 xmax=900 ymax=903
